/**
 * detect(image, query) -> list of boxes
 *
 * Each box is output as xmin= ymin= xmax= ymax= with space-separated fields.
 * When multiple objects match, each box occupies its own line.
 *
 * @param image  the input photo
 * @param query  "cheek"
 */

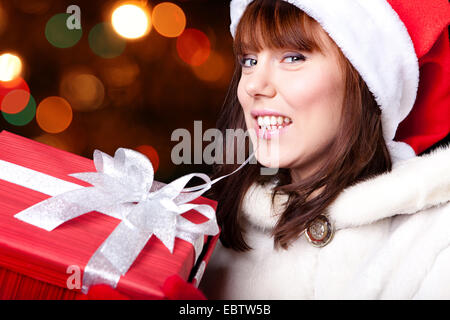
xmin=237 ymin=79 xmax=254 ymax=131
xmin=285 ymin=66 xmax=342 ymax=109
xmin=282 ymin=66 xmax=344 ymax=147
xmin=237 ymin=79 xmax=248 ymax=110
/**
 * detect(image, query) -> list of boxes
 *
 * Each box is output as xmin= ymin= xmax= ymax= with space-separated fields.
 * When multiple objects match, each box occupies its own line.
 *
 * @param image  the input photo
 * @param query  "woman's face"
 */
xmin=237 ymin=33 xmax=345 ymax=181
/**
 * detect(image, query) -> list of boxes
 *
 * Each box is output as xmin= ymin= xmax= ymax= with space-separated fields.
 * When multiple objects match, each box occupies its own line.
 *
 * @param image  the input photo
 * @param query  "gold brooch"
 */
xmin=305 ymin=215 xmax=334 ymax=248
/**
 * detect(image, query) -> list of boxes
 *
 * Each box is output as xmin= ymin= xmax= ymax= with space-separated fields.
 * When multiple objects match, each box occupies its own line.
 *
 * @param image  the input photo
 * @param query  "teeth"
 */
xmin=277 ymin=116 xmax=283 ymax=125
xmin=257 ymin=115 xmax=291 ymax=128
xmin=257 ymin=117 xmax=263 ymax=126
xmin=270 ymin=116 xmax=277 ymax=125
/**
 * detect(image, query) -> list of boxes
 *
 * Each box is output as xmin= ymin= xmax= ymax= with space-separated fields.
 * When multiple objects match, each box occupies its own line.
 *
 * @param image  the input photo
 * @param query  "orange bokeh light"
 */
xmin=34 ymin=134 xmax=72 ymax=152
xmin=152 ymin=2 xmax=186 ymax=38
xmin=36 ymin=96 xmax=73 ymax=133
xmin=137 ymin=145 xmax=160 ymax=172
xmin=176 ymin=28 xmax=211 ymax=66
xmin=192 ymin=51 xmax=226 ymax=83
xmin=59 ymin=72 xmax=105 ymax=111
xmin=100 ymin=57 xmax=140 ymax=88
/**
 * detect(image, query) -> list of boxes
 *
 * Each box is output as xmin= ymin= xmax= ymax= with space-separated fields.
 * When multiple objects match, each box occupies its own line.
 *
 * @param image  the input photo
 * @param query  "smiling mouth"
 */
xmin=254 ymin=115 xmax=293 ymax=140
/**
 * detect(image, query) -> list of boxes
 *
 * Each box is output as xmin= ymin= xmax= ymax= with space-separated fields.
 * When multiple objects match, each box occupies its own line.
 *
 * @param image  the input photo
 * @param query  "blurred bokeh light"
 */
xmin=36 ymin=96 xmax=73 ymax=133
xmin=45 ymin=13 xmax=82 ymax=48
xmin=2 ymin=93 xmax=36 ymax=126
xmin=152 ymin=2 xmax=186 ymax=38
xmin=99 ymin=56 xmax=139 ymax=88
xmin=34 ymin=133 xmax=72 ymax=152
xmin=0 ymin=53 xmax=23 ymax=82
xmin=192 ymin=51 xmax=226 ymax=83
xmin=89 ymin=22 xmax=127 ymax=58
xmin=137 ymin=144 xmax=160 ymax=172
xmin=112 ymin=3 xmax=151 ymax=39
xmin=0 ymin=77 xmax=30 ymax=111
xmin=59 ymin=71 xmax=105 ymax=112
xmin=1 ymin=89 xmax=30 ymax=114
xmin=0 ymin=0 xmax=235 ymax=181
xmin=176 ymin=28 xmax=211 ymax=66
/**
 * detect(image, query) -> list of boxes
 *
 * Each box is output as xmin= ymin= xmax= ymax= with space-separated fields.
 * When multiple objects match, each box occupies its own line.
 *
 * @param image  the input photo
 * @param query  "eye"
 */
xmin=282 ymin=54 xmax=306 ymax=63
xmin=239 ymin=56 xmax=257 ymax=68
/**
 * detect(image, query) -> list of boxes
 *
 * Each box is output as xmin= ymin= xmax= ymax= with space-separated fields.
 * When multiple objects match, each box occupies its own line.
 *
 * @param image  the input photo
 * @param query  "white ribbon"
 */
xmin=1 ymin=141 xmax=259 ymax=293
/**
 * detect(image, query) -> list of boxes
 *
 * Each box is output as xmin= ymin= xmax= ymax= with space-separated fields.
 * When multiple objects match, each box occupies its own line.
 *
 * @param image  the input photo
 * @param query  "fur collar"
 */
xmin=241 ymin=144 xmax=450 ymax=231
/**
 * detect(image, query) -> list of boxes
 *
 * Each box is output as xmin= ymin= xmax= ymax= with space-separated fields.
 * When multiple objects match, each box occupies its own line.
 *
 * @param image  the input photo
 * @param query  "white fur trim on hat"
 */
xmin=229 ymin=0 xmax=420 ymax=164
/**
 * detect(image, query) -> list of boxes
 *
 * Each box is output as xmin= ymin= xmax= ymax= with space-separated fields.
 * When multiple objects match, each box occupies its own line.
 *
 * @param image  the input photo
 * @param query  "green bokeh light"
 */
xmin=45 ymin=13 xmax=82 ymax=49
xmin=88 ymin=22 xmax=126 ymax=59
xmin=2 ymin=93 xmax=36 ymax=126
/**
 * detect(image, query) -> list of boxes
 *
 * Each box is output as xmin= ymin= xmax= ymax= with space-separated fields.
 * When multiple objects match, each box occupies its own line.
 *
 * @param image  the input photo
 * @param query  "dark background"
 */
xmin=0 ymin=0 xmax=234 ymax=183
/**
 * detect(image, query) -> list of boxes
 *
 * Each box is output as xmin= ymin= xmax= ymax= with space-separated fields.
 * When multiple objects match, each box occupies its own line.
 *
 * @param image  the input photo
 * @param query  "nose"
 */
xmin=244 ymin=60 xmax=276 ymax=99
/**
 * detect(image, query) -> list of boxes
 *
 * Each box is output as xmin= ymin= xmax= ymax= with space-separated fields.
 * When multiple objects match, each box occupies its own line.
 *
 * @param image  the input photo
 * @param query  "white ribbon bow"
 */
xmin=13 ymin=148 xmax=225 ymax=293
xmin=6 ymin=123 xmax=263 ymax=293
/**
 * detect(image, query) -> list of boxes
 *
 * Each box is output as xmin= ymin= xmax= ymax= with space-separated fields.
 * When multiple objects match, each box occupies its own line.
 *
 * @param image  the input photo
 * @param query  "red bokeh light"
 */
xmin=176 ymin=28 xmax=211 ymax=66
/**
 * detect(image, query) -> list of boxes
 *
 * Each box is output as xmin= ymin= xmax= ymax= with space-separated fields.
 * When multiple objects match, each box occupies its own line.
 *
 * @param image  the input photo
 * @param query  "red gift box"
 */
xmin=0 ymin=130 xmax=219 ymax=300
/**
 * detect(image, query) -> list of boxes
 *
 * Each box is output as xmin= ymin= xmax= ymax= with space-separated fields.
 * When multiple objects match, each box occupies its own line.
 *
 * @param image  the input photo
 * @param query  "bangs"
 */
xmin=234 ymin=0 xmax=326 ymax=57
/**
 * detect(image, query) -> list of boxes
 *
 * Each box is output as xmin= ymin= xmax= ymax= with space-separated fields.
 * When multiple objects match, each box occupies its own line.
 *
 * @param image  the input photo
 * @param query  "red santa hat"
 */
xmin=229 ymin=0 xmax=450 ymax=164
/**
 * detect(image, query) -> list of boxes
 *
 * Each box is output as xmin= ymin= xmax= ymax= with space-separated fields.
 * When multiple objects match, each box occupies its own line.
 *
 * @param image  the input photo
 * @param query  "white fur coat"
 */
xmin=200 ymin=144 xmax=450 ymax=299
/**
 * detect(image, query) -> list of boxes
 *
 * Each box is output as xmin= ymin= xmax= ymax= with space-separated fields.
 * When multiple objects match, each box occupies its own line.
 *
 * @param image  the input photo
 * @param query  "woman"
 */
xmin=200 ymin=0 xmax=450 ymax=299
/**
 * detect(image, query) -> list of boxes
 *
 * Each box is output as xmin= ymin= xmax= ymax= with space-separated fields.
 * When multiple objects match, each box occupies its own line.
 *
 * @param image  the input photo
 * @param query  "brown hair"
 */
xmin=206 ymin=0 xmax=391 ymax=250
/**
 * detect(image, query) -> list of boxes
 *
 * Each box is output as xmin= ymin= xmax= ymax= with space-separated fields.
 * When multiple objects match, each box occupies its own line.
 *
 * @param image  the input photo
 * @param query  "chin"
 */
xmin=255 ymin=153 xmax=288 ymax=169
